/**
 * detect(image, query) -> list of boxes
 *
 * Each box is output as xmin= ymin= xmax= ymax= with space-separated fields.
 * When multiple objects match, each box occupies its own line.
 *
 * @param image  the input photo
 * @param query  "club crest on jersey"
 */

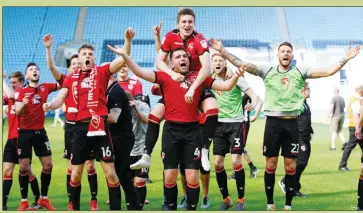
xmin=128 ymin=84 xmax=134 ymax=90
xmin=281 ymin=77 xmax=289 ymax=86
xmin=200 ymin=40 xmax=208 ymax=48
xmin=14 ymin=92 xmax=19 ymax=99
xmin=188 ymin=43 xmax=194 ymax=50
xmin=32 ymin=94 xmax=42 ymax=104
xmin=40 ymin=86 xmax=45 ymax=92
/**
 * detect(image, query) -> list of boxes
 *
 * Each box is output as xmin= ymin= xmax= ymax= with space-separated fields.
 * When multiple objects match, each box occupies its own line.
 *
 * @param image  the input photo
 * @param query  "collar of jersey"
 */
xmin=277 ymin=65 xmax=292 ymax=74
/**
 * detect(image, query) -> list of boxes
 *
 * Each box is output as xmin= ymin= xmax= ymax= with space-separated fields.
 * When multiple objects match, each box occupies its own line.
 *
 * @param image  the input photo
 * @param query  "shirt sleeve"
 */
xmin=254 ymin=64 xmax=273 ymax=79
xmin=331 ymin=97 xmax=336 ymax=105
xmin=108 ymin=86 xmax=124 ymax=110
xmin=57 ymin=73 xmax=67 ymax=87
xmin=160 ymin=33 xmax=172 ymax=53
xmin=351 ymin=101 xmax=361 ymax=114
xmin=236 ymin=77 xmax=250 ymax=92
xmin=202 ymin=76 xmax=215 ymax=89
xmin=15 ymin=88 xmax=24 ymax=102
xmin=100 ymin=63 xmax=112 ymax=76
xmin=151 ymin=84 xmax=162 ymax=96
xmin=154 ymin=71 xmax=166 ymax=85
xmin=297 ymin=66 xmax=312 ymax=80
xmin=44 ymin=83 xmax=58 ymax=93
xmin=195 ymin=35 xmax=209 ymax=56
xmin=62 ymin=75 xmax=72 ymax=90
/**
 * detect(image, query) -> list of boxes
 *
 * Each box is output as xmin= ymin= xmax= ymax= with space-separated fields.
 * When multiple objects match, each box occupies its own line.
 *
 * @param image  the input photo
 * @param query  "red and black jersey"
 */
xmin=161 ymin=29 xmax=209 ymax=72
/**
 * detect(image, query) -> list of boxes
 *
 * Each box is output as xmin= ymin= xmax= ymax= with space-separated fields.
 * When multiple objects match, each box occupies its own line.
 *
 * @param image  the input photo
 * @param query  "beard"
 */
xmin=29 ymin=78 xmax=39 ymax=83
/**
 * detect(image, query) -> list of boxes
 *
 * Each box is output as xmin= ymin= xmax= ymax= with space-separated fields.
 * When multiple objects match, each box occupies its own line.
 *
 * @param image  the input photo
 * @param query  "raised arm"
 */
xmin=210 ymin=38 xmax=263 ymax=76
xmin=153 ymin=21 xmax=170 ymax=65
xmin=155 ymin=33 xmax=184 ymax=82
xmin=43 ymin=34 xmax=62 ymax=81
xmin=250 ymin=99 xmax=263 ymax=122
xmin=244 ymin=88 xmax=260 ymax=111
xmin=110 ymin=47 xmax=156 ymax=83
xmin=3 ymin=74 xmax=13 ymax=99
xmin=184 ymin=52 xmax=211 ymax=104
xmin=310 ymin=45 xmax=360 ymax=79
xmin=43 ymin=88 xmax=69 ymax=112
xmin=108 ymin=28 xmax=135 ymax=74
xmin=211 ymin=66 xmax=245 ymax=91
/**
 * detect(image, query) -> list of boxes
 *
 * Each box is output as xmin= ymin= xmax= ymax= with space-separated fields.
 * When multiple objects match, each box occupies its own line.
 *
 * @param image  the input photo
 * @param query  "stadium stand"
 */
xmin=3 ymin=7 xmax=363 ymax=110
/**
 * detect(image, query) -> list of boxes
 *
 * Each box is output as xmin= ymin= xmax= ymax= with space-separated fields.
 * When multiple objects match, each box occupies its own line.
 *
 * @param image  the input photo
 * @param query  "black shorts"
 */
xmin=263 ymin=117 xmax=299 ymax=158
xmin=64 ymin=122 xmax=75 ymax=159
xmin=161 ymin=121 xmax=202 ymax=170
xmin=3 ymin=138 xmax=19 ymax=164
xmin=71 ymin=122 xmax=114 ymax=165
xmin=200 ymin=89 xmax=216 ymax=104
xmin=130 ymin=155 xmax=149 ymax=178
xmin=17 ymin=129 xmax=52 ymax=159
xmin=179 ymin=155 xmax=210 ymax=176
xmin=157 ymin=98 xmax=165 ymax=104
xmin=213 ymin=122 xmax=246 ymax=157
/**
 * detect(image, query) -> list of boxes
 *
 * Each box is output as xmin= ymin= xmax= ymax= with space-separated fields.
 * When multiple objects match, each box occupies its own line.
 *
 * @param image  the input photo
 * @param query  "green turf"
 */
xmin=2 ymin=118 xmax=361 ymax=210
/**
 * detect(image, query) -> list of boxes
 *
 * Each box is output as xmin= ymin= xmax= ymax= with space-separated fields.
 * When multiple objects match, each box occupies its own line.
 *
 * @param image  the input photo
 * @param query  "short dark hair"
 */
xmin=169 ymin=48 xmax=188 ymax=59
xmin=78 ymin=44 xmax=94 ymax=53
xmin=9 ymin=71 xmax=25 ymax=82
xmin=26 ymin=62 xmax=38 ymax=70
xmin=177 ymin=8 xmax=196 ymax=23
xmin=278 ymin=42 xmax=293 ymax=51
xmin=70 ymin=54 xmax=78 ymax=61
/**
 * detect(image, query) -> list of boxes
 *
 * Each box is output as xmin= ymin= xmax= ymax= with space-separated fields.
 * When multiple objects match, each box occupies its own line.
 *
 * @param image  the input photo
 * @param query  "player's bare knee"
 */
xmin=104 ymin=169 xmax=117 ymax=181
xmin=85 ymin=160 xmax=95 ymax=172
xmin=284 ymin=158 xmax=296 ymax=170
xmin=19 ymin=160 xmax=30 ymax=173
xmin=231 ymin=156 xmax=242 ymax=168
xmin=214 ymin=158 xmax=224 ymax=170
xmin=265 ymin=157 xmax=278 ymax=170
xmin=185 ymin=169 xmax=199 ymax=185
xmin=3 ymin=164 xmax=15 ymax=177
xmin=164 ymin=169 xmax=178 ymax=184
xmin=42 ymin=162 xmax=53 ymax=172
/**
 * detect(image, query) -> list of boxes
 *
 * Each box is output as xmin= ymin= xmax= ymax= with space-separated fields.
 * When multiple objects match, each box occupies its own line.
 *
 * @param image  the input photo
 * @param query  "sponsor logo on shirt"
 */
xmin=81 ymin=77 xmax=91 ymax=88
xmin=32 ymin=94 xmax=42 ymax=104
